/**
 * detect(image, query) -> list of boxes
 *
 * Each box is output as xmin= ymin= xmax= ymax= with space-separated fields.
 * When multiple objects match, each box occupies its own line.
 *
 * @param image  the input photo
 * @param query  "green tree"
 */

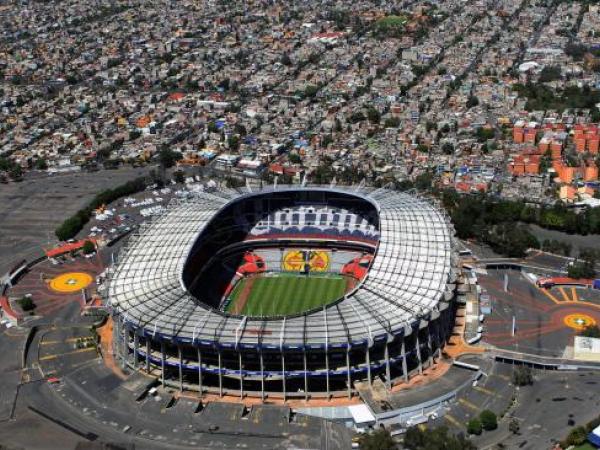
xmin=289 ymin=153 xmax=302 ymax=164
xmin=173 ymin=170 xmax=185 ymax=184
xmin=8 ymin=165 xmax=23 ymax=181
xmin=509 ymin=418 xmax=520 ymax=435
xmin=539 ymin=65 xmax=562 ymax=83
xmin=568 ymin=252 xmax=597 ymax=279
xmin=82 ymin=240 xmax=96 ymax=255
xmin=35 ymin=158 xmax=48 ymax=170
xmin=384 ymin=117 xmax=400 ymax=128
xmin=357 ymin=428 xmax=395 ymax=450
xmin=228 ymin=135 xmax=240 ymax=151
xmin=442 ymin=142 xmax=454 ymax=154
xmin=512 ymin=366 xmax=533 ymax=386
xmin=563 ymin=426 xmax=588 ymax=447
xmin=479 ymin=410 xmax=498 ymax=431
xmin=158 ymin=148 xmax=183 ymax=169
xmin=466 ymin=95 xmax=479 ymax=108
xmin=467 ymin=418 xmax=482 ymax=435
xmin=580 ymin=325 xmax=600 ymax=338
xmin=367 ymin=107 xmax=381 ymax=124
xmin=404 ymin=425 xmax=475 ymax=449
xmin=17 ymin=296 xmax=35 ymax=312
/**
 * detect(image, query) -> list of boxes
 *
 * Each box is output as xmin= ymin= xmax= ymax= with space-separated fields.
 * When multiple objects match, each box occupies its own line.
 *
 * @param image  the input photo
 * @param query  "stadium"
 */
xmin=106 ymin=185 xmax=458 ymax=400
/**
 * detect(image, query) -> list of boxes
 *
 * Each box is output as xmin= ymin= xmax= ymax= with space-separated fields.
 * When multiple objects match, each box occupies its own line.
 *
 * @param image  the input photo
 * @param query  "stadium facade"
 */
xmin=106 ymin=185 xmax=459 ymax=400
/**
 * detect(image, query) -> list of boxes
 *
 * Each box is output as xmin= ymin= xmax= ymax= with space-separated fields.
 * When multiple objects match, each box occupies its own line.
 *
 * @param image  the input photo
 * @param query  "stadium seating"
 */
xmin=244 ymin=205 xmax=379 ymax=242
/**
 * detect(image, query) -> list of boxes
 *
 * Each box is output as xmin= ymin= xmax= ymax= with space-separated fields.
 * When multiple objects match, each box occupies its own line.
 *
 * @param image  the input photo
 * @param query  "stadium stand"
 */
xmin=106 ymin=186 xmax=458 ymax=400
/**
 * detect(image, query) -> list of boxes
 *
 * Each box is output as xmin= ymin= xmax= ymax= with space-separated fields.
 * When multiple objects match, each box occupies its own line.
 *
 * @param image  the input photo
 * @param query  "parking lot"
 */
xmin=37 ymin=326 xmax=99 ymax=379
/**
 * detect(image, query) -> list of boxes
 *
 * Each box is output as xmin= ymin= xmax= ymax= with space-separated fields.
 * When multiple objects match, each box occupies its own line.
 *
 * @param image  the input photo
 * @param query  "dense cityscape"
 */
xmin=1 ymin=1 xmax=600 ymax=449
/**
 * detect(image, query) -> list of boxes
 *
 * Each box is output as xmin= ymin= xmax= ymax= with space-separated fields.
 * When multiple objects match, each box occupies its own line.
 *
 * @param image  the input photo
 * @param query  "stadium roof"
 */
xmin=107 ymin=185 xmax=457 ymax=348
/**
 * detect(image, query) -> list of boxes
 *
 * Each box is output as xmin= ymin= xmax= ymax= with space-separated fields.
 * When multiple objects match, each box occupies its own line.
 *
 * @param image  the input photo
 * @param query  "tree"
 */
xmin=442 ymin=142 xmax=454 ymax=154
xmin=466 ymin=418 xmax=482 ymax=435
xmin=479 ymin=410 xmax=498 ymax=431
xmin=367 ymin=107 xmax=381 ymax=124
xmin=158 ymin=148 xmax=183 ymax=169
xmin=384 ymin=117 xmax=400 ymax=128
xmin=466 ymin=95 xmax=479 ymax=108
xmin=17 ymin=296 xmax=35 ymax=312
xmin=357 ymin=428 xmax=395 ymax=450
xmin=509 ymin=418 xmax=520 ymax=435
xmin=129 ymin=130 xmax=141 ymax=141
xmin=82 ymin=240 xmax=96 ymax=255
xmin=227 ymin=135 xmax=240 ymax=151
xmin=8 ymin=165 xmax=23 ymax=181
xmin=568 ymin=252 xmax=596 ymax=279
xmin=304 ymin=84 xmax=319 ymax=98
xmin=404 ymin=425 xmax=475 ymax=450
xmin=512 ymin=366 xmax=533 ymax=386
xmin=580 ymin=325 xmax=600 ymax=338
xmin=173 ymin=170 xmax=185 ymax=184
xmin=35 ymin=158 xmax=48 ymax=170
xmin=563 ymin=426 xmax=588 ymax=447
xmin=288 ymin=153 xmax=302 ymax=164
xmin=539 ymin=65 xmax=562 ymax=83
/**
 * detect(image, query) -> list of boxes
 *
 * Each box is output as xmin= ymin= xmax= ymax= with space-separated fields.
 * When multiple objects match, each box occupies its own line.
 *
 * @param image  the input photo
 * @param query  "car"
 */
xmin=47 ymin=377 xmax=61 ymax=384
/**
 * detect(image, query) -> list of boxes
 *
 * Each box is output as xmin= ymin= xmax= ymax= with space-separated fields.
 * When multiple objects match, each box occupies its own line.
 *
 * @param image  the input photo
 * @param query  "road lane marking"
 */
xmin=536 ymin=286 xmax=562 ymax=305
xmin=571 ymin=287 xmax=578 ymax=302
xmin=39 ymin=347 xmax=96 ymax=361
xmin=444 ymin=413 xmax=463 ymax=428
xmin=40 ymin=337 xmax=88 ymax=346
xmin=458 ymin=398 xmax=479 ymax=411
xmin=473 ymin=385 xmax=500 ymax=397
xmin=558 ymin=287 xmax=570 ymax=303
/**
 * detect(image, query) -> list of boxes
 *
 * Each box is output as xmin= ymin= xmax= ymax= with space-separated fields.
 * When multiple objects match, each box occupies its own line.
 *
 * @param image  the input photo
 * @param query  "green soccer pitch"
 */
xmin=226 ymin=273 xmax=349 ymax=317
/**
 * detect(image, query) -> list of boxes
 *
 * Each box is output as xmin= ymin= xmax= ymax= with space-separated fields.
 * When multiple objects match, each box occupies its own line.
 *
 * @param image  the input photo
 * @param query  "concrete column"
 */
xmin=239 ymin=352 xmax=244 ymax=400
xmin=115 ymin=316 xmax=122 ymax=365
xmin=145 ymin=339 xmax=150 ymax=373
xmin=346 ymin=348 xmax=352 ymax=399
xmin=218 ymin=351 xmax=223 ymax=398
xmin=281 ymin=351 xmax=286 ymax=402
xmin=178 ymin=346 xmax=183 ymax=391
xmin=325 ymin=349 xmax=330 ymax=398
xmin=435 ymin=322 xmax=442 ymax=358
xmin=303 ymin=350 xmax=308 ymax=401
xmin=401 ymin=340 xmax=408 ymax=383
xmin=384 ymin=343 xmax=391 ymax=389
xmin=427 ymin=326 xmax=433 ymax=366
xmin=366 ymin=347 xmax=372 ymax=386
xmin=160 ymin=341 xmax=166 ymax=387
xmin=197 ymin=348 xmax=203 ymax=395
xmin=121 ymin=324 xmax=128 ymax=370
xmin=415 ymin=333 xmax=423 ymax=375
xmin=260 ymin=350 xmax=265 ymax=402
xmin=133 ymin=333 xmax=139 ymax=369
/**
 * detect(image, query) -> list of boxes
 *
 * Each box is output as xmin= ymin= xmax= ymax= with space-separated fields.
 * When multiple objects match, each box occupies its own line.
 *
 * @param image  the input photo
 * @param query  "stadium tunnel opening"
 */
xmin=181 ymin=189 xmax=380 ymax=318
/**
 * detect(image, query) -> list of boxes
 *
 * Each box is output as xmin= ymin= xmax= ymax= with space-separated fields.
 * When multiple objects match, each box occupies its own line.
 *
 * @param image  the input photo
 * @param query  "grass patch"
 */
xmin=227 ymin=273 xmax=347 ymax=317
xmin=574 ymin=444 xmax=597 ymax=450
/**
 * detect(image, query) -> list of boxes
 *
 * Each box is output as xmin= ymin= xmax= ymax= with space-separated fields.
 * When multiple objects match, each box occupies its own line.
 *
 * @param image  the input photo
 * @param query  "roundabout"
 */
xmin=49 ymin=272 xmax=93 ymax=293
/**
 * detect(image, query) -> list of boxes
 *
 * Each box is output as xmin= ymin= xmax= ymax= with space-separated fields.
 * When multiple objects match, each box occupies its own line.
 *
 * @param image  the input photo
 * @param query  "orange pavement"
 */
xmin=97 ymin=317 xmax=127 ymax=380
